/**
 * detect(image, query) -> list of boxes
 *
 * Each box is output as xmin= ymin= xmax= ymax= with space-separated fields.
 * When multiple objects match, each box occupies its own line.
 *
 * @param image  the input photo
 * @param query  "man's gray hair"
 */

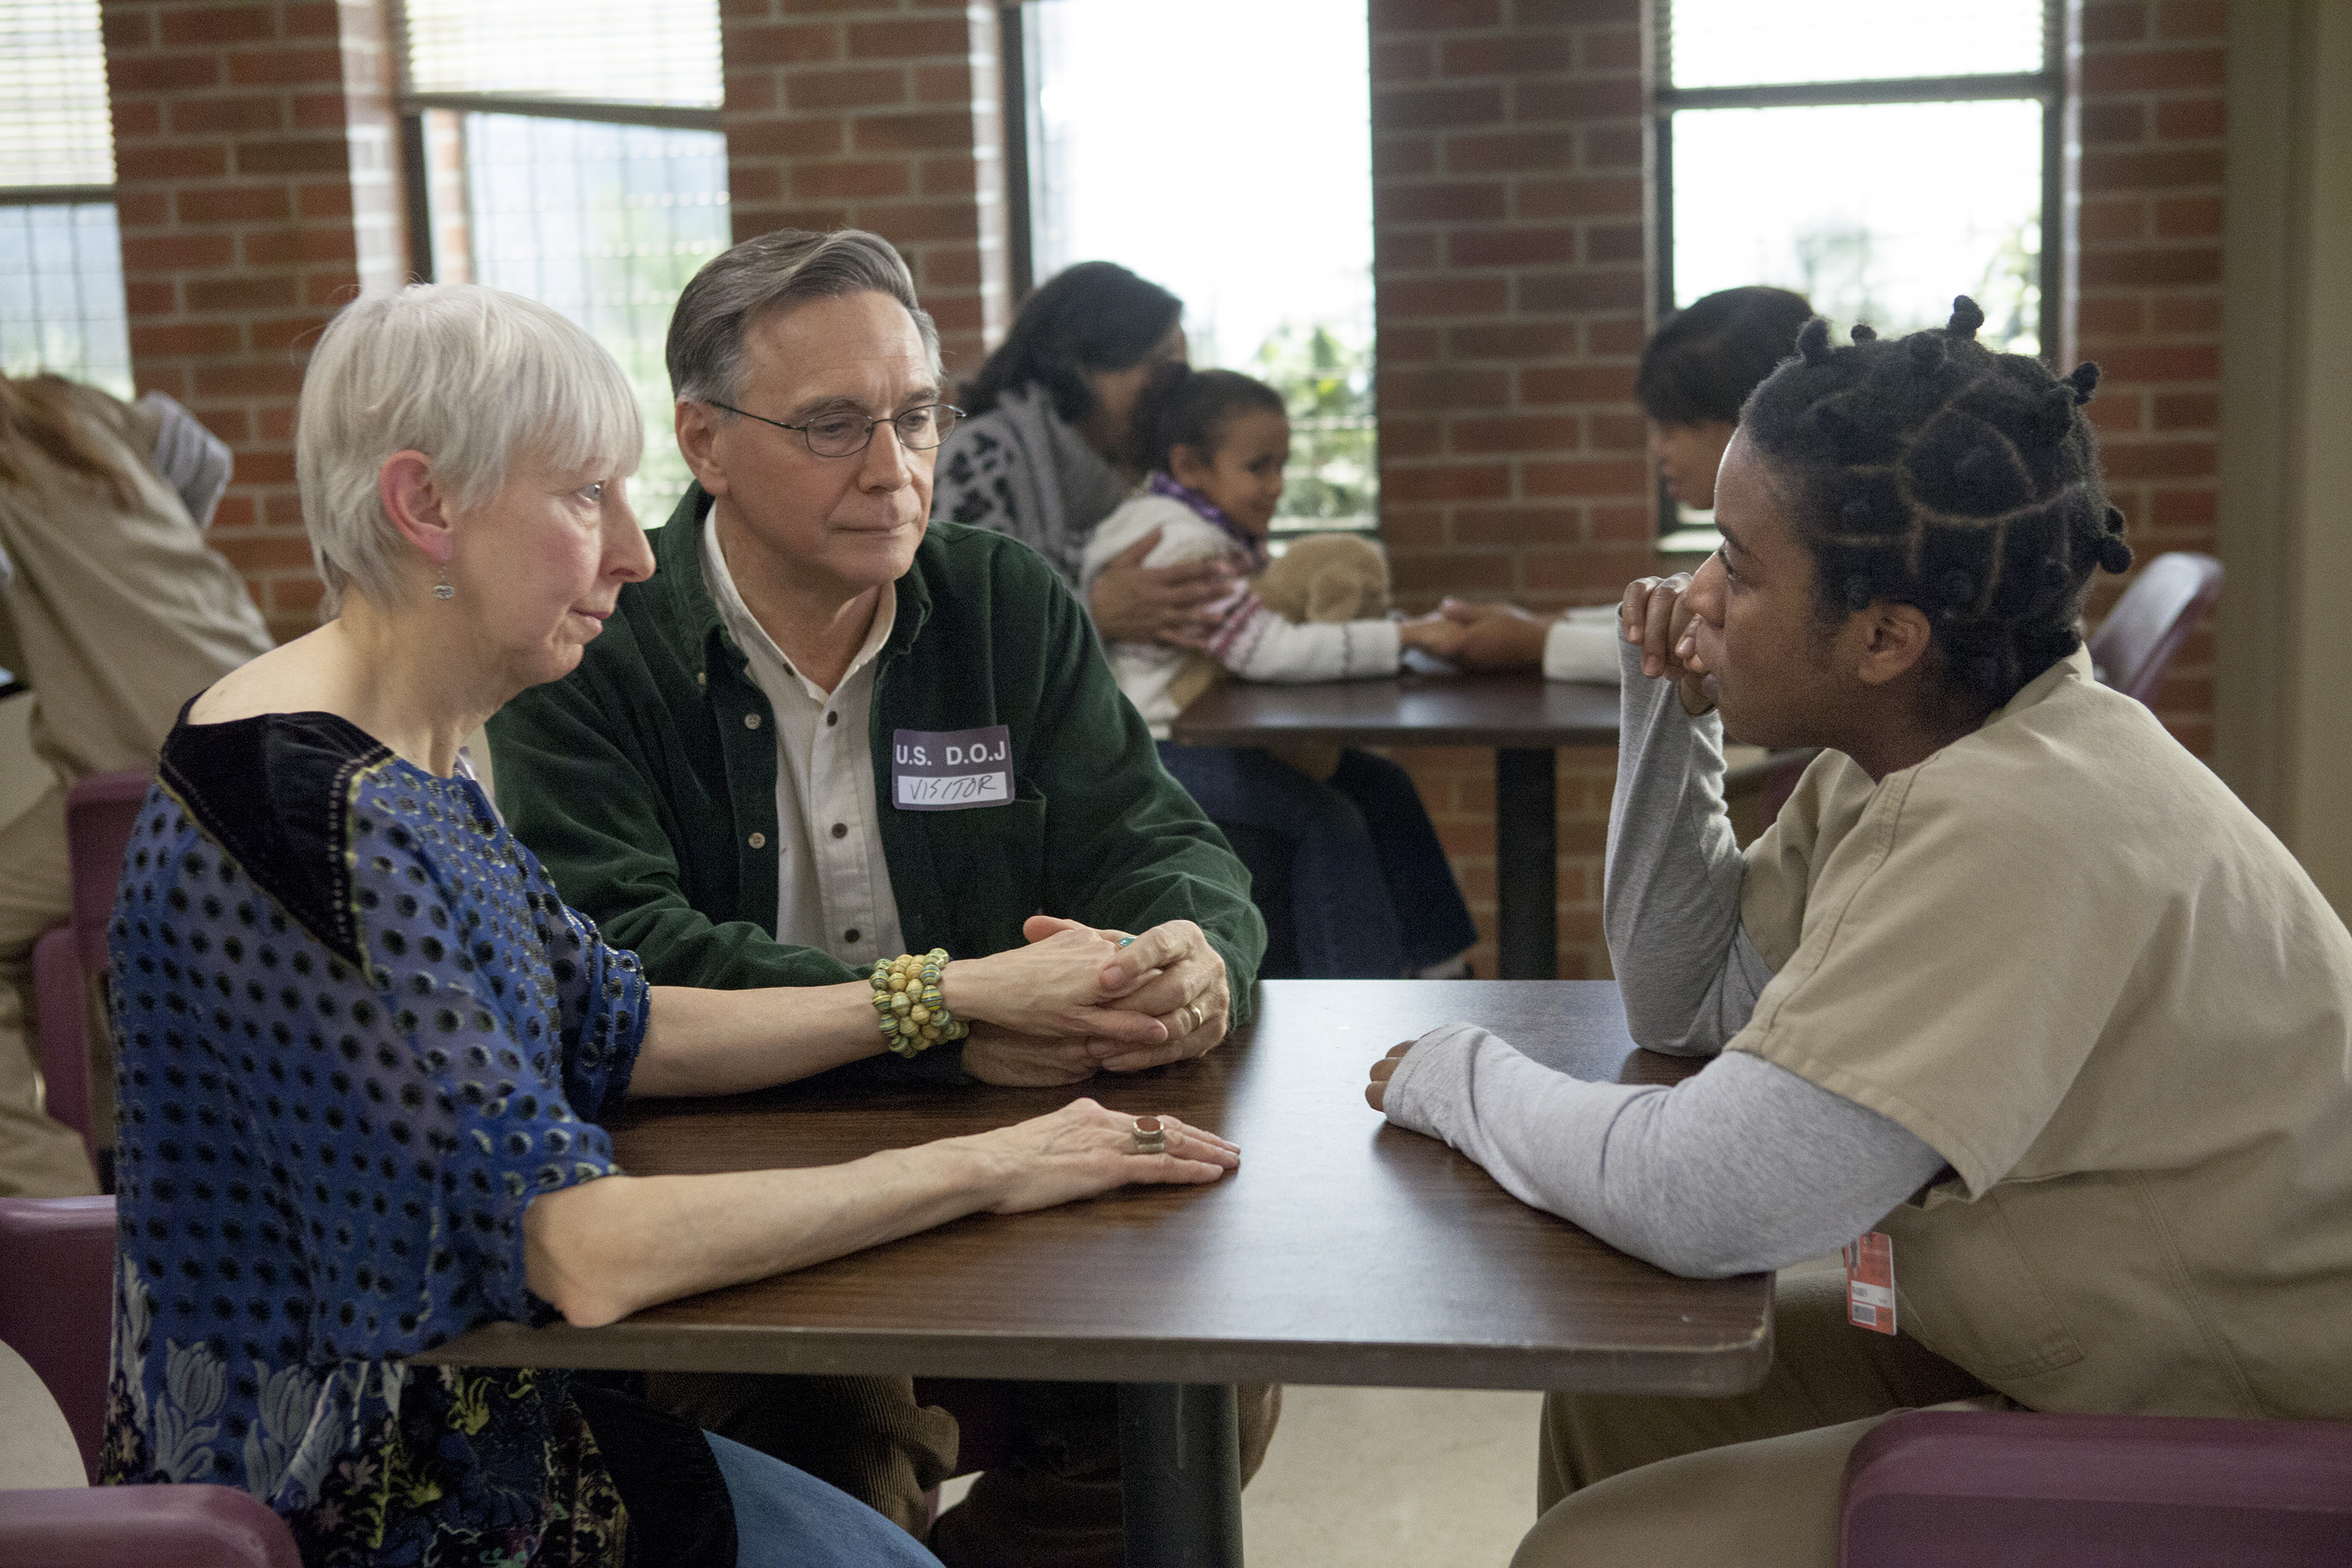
xmin=667 ymin=227 xmax=942 ymax=409
xmin=296 ymin=285 xmax=642 ymax=613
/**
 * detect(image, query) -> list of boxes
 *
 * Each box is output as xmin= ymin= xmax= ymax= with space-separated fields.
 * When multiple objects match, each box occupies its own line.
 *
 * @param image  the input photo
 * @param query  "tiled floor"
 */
xmin=1242 ymin=1386 xmax=1545 ymax=1566
xmin=937 ymin=1385 xmax=1545 ymax=1566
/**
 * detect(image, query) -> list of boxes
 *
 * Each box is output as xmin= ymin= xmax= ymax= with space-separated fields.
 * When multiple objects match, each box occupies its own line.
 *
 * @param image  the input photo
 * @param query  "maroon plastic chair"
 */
xmin=0 ymin=1196 xmax=301 ymax=1566
xmin=29 ymin=770 xmax=152 ymax=1167
xmin=0 ymin=1486 xmax=303 ymax=1568
xmin=1840 ymin=1407 xmax=2352 ymax=1566
xmin=2087 ymin=550 xmax=2223 ymax=705
xmin=0 ymin=1196 xmax=118 ymax=1480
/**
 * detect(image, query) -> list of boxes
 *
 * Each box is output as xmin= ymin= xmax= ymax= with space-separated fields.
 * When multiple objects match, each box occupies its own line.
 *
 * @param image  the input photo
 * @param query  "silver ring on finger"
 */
xmin=1131 ymin=1116 xmax=1167 ymax=1155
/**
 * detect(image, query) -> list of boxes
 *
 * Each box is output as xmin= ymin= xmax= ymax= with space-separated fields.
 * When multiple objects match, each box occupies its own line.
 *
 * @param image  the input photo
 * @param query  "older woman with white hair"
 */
xmin=96 ymin=282 xmax=1238 ymax=1568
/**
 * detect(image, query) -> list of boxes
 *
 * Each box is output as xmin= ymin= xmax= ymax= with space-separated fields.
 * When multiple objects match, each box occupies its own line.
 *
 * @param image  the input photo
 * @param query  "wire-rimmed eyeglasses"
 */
xmin=710 ymin=400 xmax=964 ymax=458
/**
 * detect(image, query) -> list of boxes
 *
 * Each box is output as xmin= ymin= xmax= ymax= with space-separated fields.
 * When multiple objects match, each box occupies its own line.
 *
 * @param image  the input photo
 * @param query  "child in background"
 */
xmin=1079 ymin=366 xmax=1476 ymax=980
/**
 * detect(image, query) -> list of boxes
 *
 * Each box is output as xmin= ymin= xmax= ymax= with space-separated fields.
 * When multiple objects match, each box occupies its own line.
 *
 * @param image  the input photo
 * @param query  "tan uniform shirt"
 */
xmin=0 ymin=383 xmax=273 ymax=787
xmin=701 ymin=516 xmax=905 ymax=967
xmin=1733 ymin=648 xmax=2352 ymax=1419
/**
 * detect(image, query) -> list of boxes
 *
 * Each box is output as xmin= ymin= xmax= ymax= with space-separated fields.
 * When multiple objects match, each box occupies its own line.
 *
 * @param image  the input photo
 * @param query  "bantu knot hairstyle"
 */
xmin=1739 ymin=295 xmax=2132 ymax=710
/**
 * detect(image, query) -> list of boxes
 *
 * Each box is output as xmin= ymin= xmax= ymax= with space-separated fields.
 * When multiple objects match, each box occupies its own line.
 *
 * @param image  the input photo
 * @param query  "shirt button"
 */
xmin=696 ymin=670 xmax=707 ymax=687
xmin=747 ymin=832 xmax=767 ymax=849
xmin=844 ymin=927 xmax=861 ymax=944
xmin=831 ymin=822 xmax=848 ymax=839
xmin=826 ymin=711 xmax=839 ymax=727
xmin=744 ymin=713 xmax=762 ymax=730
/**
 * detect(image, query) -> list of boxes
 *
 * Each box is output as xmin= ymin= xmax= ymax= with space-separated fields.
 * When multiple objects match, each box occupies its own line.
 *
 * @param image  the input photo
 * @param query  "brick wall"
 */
xmin=2075 ymin=0 xmax=2225 ymax=755
xmin=102 ymin=0 xmax=407 ymax=644
xmin=1370 ymin=0 xmax=1649 ymax=978
xmin=718 ymin=0 xmax=1011 ymax=388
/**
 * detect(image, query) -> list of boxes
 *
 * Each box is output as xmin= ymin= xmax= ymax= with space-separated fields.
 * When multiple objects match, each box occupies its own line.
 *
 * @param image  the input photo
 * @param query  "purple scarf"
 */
xmin=1147 ymin=470 xmax=1268 ymax=572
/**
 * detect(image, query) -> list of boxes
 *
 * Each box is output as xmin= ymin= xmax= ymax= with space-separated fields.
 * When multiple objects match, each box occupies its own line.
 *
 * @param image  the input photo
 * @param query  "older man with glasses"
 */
xmin=487 ymin=228 xmax=1271 ymax=1567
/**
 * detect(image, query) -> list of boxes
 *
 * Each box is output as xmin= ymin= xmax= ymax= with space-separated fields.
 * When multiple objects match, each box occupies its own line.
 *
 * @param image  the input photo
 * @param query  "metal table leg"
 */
xmin=1118 ymin=1382 xmax=1243 ymax=1568
xmin=1495 ymin=746 xmax=1558 ymax=979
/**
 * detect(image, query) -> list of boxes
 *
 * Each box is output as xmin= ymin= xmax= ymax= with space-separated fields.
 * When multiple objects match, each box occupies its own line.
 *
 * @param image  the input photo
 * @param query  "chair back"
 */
xmin=2087 ymin=551 xmax=2223 ymax=705
xmin=0 ymin=1196 xmax=119 ymax=1483
xmin=67 ymin=769 xmax=154 ymax=975
xmin=1841 ymin=1407 xmax=2352 ymax=1566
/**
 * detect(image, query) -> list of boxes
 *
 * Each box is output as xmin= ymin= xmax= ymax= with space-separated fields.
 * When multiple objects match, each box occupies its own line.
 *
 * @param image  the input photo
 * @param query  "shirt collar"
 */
xmin=700 ymin=512 xmax=896 ymax=703
xmin=1147 ymin=470 xmax=1268 ymax=571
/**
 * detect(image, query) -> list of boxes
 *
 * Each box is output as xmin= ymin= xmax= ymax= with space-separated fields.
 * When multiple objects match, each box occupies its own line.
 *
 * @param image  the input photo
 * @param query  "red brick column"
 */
xmin=1370 ymin=0 xmax=1648 ymax=978
xmin=719 ymin=0 xmax=1011 ymax=386
xmin=2075 ymin=0 xmax=2226 ymax=755
xmin=100 ymin=0 xmax=407 ymax=644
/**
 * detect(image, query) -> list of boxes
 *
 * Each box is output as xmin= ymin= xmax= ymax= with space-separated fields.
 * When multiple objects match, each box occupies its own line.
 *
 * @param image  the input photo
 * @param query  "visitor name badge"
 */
xmin=1844 ymin=1231 xmax=1896 ymax=1335
xmin=892 ymin=725 xmax=1014 ymax=811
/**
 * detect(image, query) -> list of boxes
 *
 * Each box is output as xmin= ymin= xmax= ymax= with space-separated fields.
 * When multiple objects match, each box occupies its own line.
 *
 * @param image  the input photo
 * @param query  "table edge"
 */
xmin=417 ymin=1314 xmax=1775 ymax=1397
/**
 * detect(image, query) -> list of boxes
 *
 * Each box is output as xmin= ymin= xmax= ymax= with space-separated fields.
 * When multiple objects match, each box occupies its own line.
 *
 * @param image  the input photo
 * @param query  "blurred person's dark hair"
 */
xmin=0 ymin=373 xmax=140 ymax=511
xmin=1636 ymin=285 xmax=1815 ymax=426
xmin=959 ymin=262 xmax=1183 ymax=421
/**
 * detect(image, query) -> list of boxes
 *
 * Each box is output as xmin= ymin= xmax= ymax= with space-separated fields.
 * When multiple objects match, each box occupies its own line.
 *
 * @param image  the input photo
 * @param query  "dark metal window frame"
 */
xmin=1650 ymin=1 xmax=2070 ymax=543
xmin=387 ymin=3 xmax=723 ymax=285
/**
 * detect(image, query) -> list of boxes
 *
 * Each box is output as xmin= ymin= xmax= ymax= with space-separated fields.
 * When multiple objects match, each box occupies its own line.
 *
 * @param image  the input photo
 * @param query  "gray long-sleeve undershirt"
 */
xmin=1382 ymin=638 xmax=1945 ymax=1277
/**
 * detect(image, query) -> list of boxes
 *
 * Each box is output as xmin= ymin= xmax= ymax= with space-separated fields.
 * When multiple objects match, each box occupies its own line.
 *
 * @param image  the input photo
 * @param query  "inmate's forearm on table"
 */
xmin=1387 ymin=1027 xmax=1946 ymax=1276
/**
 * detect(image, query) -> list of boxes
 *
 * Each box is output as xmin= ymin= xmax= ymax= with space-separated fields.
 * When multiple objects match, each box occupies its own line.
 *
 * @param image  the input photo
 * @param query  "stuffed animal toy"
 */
xmin=1221 ymin=532 xmax=1392 ymax=780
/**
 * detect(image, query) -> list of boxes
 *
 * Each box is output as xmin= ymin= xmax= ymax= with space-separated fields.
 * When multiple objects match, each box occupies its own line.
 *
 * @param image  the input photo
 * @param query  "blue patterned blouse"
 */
xmin=99 ymin=710 xmax=649 ymax=1567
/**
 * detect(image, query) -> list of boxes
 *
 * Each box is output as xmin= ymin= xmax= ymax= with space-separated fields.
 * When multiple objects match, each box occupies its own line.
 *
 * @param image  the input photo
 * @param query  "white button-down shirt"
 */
xmin=702 ymin=517 xmax=905 ymax=967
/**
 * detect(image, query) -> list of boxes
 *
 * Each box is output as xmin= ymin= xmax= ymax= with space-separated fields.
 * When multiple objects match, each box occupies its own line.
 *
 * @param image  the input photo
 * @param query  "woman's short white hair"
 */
xmin=296 ymin=284 xmax=643 ymax=612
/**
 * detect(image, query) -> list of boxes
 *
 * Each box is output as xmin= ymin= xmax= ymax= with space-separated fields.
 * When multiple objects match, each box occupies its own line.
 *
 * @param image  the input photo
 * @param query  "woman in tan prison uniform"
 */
xmin=1367 ymin=300 xmax=2352 ymax=1566
xmin=0 ymin=375 xmax=272 ymax=1194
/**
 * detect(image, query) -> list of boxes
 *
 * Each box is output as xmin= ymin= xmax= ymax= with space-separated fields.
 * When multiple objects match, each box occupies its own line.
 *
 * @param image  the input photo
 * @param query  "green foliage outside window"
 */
xmin=1247 ymin=321 xmax=1377 ymax=533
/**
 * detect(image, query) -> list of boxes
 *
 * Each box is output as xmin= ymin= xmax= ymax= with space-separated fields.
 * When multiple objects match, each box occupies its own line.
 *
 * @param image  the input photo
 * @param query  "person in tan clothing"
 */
xmin=0 ymin=373 xmax=273 ymax=1194
xmin=1366 ymin=300 xmax=2352 ymax=1565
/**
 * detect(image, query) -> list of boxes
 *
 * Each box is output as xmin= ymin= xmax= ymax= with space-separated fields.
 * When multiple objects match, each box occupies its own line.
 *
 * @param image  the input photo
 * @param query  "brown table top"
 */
xmin=423 ymin=982 xmax=1772 ymax=1396
xmin=1168 ymin=668 xmax=1619 ymax=750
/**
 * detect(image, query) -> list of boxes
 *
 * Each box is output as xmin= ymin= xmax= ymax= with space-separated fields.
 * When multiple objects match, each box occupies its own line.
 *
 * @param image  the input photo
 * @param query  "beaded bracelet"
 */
xmin=869 ymin=947 xmax=970 ymax=1058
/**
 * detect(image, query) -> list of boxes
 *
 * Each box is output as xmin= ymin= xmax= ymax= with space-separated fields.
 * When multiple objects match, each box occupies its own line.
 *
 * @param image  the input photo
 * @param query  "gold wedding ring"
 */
xmin=1178 ymin=1003 xmax=1202 ymax=1036
xmin=1132 ymin=1116 xmax=1167 ymax=1155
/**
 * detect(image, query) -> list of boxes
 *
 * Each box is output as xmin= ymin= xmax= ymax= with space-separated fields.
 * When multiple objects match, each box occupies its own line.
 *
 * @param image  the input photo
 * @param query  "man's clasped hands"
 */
xmin=952 ymin=914 xmax=1234 ymax=1087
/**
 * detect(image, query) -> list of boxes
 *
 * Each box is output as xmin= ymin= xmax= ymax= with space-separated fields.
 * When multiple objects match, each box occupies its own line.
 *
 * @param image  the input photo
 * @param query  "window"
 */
xmin=1653 ymin=0 xmax=2062 ymax=544
xmin=395 ymin=0 xmax=729 ymax=524
xmin=1010 ymin=0 xmax=1377 ymax=535
xmin=0 ymin=0 xmax=130 ymax=394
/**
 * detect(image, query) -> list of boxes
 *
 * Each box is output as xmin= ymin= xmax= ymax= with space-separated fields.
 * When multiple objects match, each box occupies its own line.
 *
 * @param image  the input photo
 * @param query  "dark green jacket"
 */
xmin=487 ymin=488 xmax=1264 ymax=1078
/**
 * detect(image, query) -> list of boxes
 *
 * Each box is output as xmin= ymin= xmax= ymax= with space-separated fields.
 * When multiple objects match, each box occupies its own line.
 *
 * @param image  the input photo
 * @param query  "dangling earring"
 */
xmin=434 ymin=567 xmax=455 ymax=601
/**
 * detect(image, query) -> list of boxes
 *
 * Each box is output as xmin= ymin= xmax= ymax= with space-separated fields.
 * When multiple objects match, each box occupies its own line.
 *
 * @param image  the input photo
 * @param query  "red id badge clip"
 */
xmin=1844 ymin=1231 xmax=1896 ymax=1334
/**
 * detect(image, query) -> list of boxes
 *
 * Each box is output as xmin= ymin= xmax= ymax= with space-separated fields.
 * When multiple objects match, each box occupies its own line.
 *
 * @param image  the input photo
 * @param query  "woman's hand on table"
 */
xmin=949 ymin=1097 xmax=1240 ymax=1213
xmin=1435 ymin=598 xmax=1552 ymax=671
xmin=1089 ymin=528 xmax=1237 ymax=646
xmin=1365 ymin=1040 xmax=1416 ymax=1112
xmin=1620 ymin=572 xmax=1715 ymax=716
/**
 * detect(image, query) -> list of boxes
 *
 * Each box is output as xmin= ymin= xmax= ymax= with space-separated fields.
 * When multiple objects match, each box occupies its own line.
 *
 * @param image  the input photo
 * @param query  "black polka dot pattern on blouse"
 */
xmin=104 ymin=720 xmax=648 ymax=1544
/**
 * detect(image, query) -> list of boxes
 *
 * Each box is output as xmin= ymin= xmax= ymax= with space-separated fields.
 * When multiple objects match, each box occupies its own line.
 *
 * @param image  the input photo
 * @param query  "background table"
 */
xmin=1171 ymin=671 xmax=1619 ymax=979
xmin=426 ymin=982 xmax=1769 ymax=1563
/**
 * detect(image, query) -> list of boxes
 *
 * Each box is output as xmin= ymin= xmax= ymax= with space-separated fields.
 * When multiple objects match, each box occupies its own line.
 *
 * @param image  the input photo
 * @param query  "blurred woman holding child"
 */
xmin=931 ymin=260 xmax=1238 ymax=646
